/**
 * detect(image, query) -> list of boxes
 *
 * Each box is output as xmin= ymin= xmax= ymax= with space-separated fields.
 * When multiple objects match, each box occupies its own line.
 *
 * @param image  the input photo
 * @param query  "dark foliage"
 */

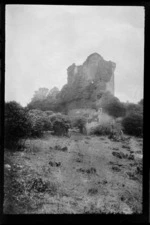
xmin=28 ymin=109 xmax=52 ymax=137
xmin=104 ymin=100 xmax=126 ymax=118
xmin=125 ymin=103 xmax=143 ymax=116
xmin=71 ymin=116 xmax=87 ymax=134
xmin=99 ymin=92 xmax=126 ymax=118
xmin=90 ymin=123 xmax=112 ymax=136
xmin=122 ymin=112 xmax=143 ymax=137
xmin=4 ymin=101 xmax=32 ymax=149
xmin=50 ymin=114 xmax=71 ymax=136
xmin=138 ymin=99 xmax=143 ymax=106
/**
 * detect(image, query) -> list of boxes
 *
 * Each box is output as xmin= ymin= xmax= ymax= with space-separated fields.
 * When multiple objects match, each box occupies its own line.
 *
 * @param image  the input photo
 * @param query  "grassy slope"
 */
xmin=4 ymin=133 xmax=143 ymax=214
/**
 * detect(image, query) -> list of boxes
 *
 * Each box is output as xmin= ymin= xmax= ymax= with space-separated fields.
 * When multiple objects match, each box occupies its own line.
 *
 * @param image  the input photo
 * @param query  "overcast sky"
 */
xmin=5 ymin=5 xmax=144 ymax=106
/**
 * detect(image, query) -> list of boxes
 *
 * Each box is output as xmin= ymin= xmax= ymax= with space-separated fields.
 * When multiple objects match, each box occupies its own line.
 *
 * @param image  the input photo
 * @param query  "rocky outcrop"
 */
xmin=67 ymin=53 xmax=115 ymax=91
xmin=28 ymin=53 xmax=116 ymax=112
xmin=58 ymin=53 xmax=116 ymax=111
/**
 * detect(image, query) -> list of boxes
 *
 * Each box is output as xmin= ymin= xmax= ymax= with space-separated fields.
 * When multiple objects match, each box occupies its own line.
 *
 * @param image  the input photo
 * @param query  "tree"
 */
xmin=122 ymin=111 xmax=143 ymax=137
xmin=28 ymin=109 xmax=52 ymax=137
xmin=98 ymin=92 xmax=126 ymax=118
xmin=4 ymin=101 xmax=31 ymax=149
xmin=31 ymin=88 xmax=49 ymax=102
xmin=104 ymin=100 xmax=126 ymax=118
xmin=125 ymin=102 xmax=143 ymax=116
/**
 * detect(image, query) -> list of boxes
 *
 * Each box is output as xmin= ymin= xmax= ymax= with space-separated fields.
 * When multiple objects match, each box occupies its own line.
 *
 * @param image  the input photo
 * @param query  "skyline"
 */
xmin=5 ymin=5 xmax=144 ymax=106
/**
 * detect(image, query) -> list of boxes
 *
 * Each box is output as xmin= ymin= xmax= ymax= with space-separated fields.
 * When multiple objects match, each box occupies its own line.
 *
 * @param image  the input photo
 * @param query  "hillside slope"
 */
xmin=4 ymin=133 xmax=142 ymax=214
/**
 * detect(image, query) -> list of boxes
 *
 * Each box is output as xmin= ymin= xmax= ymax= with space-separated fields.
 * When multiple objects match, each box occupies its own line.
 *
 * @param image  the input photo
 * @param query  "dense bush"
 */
xmin=28 ymin=114 xmax=44 ymax=137
xmin=122 ymin=112 xmax=143 ymax=137
xmin=50 ymin=114 xmax=71 ymax=136
xmin=28 ymin=109 xmax=52 ymax=137
xmin=44 ymin=110 xmax=54 ymax=116
xmin=48 ymin=113 xmax=64 ymax=123
xmin=71 ymin=116 xmax=87 ymax=134
xmin=125 ymin=103 xmax=143 ymax=116
xmin=104 ymin=100 xmax=126 ymax=118
xmin=89 ymin=122 xmax=112 ymax=136
xmin=52 ymin=120 xmax=69 ymax=136
xmin=86 ymin=113 xmax=115 ymax=136
xmin=4 ymin=101 xmax=32 ymax=148
xmin=98 ymin=92 xmax=126 ymax=118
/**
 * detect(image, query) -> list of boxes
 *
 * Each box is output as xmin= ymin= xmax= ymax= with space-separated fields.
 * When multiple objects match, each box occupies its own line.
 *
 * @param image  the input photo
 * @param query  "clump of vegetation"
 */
xmin=122 ymin=112 xmax=143 ymax=137
xmin=49 ymin=161 xmax=61 ymax=167
xmin=54 ymin=145 xmax=68 ymax=151
xmin=77 ymin=167 xmax=96 ymax=175
xmin=86 ymin=167 xmax=97 ymax=174
xmin=52 ymin=120 xmax=69 ymax=136
xmin=28 ymin=109 xmax=52 ymax=137
xmin=97 ymin=92 xmax=126 ymax=118
xmin=4 ymin=101 xmax=32 ymax=149
xmin=26 ymin=177 xmax=57 ymax=195
xmin=71 ymin=116 xmax=87 ymax=134
xmin=111 ymin=166 xmax=121 ymax=172
xmin=88 ymin=188 xmax=98 ymax=195
xmin=50 ymin=114 xmax=71 ymax=136
xmin=90 ymin=123 xmax=112 ymax=136
xmin=112 ymin=151 xmax=134 ymax=160
xmin=125 ymin=102 xmax=143 ymax=116
xmin=87 ymin=114 xmax=112 ymax=136
xmin=28 ymin=110 xmax=72 ymax=137
xmin=27 ymin=87 xmax=60 ymax=111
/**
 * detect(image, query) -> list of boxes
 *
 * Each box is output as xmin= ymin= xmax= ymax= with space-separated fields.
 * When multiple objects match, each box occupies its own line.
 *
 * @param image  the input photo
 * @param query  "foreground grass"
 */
xmin=4 ymin=133 xmax=143 ymax=214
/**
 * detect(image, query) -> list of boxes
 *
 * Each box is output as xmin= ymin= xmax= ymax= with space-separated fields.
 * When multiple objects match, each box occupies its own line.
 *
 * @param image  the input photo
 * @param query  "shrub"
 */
xmin=42 ymin=117 xmax=52 ymax=132
xmin=89 ymin=123 xmax=112 ymax=136
xmin=86 ymin=121 xmax=98 ymax=135
xmin=86 ymin=113 xmax=113 ymax=136
xmin=49 ymin=113 xmax=63 ymax=123
xmin=122 ymin=112 xmax=143 ymax=137
xmin=28 ymin=110 xmax=52 ymax=137
xmin=125 ymin=103 xmax=143 ymax=116
xmin=4 ymin=101 xmax=31 ymax=148
xmin=29 ymin=114 xmax=45 ymax=137
xmin=50 ymin=113 xmax=71 ymax=136
xmin=97 ymin=92 xmax=126 ymax=118
xmin=71 ymin=116 xmax=87 ymax=134
xmin=104 ymin=100 xmax=126 ymax=118
xmin=52 ymin=120 xmax=69 ymax=136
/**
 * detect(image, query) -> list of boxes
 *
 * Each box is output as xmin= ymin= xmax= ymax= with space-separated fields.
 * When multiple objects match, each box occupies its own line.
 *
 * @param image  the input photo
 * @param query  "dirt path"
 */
xmin=4 ymin=134 xmax=143 ymax=214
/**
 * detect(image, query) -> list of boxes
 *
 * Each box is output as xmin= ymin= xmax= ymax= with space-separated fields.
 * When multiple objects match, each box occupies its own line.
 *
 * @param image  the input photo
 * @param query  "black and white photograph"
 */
xmin=4 ymin=5 xmax=144 ymax=214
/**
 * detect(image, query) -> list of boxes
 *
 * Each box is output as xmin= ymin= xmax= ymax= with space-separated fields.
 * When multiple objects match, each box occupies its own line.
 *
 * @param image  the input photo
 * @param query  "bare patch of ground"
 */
xmin=4 ymin=133 xmax=143 ymax=214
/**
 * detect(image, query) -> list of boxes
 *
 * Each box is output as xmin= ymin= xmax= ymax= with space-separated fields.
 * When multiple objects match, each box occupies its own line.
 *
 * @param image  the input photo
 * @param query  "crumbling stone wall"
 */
xmin=61 ymin=53 xmax=116 ymax=110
